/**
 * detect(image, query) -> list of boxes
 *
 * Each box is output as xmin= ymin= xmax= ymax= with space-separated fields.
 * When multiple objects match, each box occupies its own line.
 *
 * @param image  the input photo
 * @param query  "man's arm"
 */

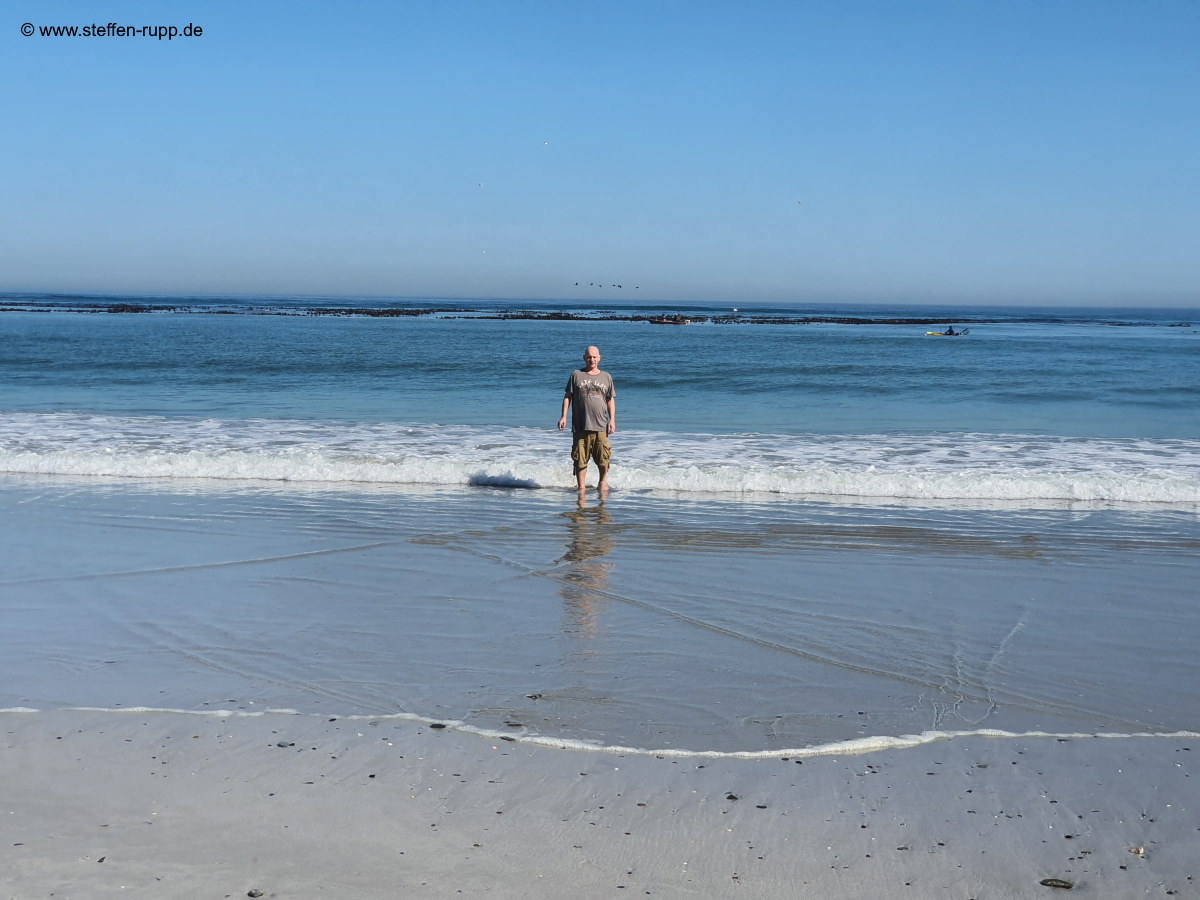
xmin=606 ymin=396 xmax=616 ymax=435
xmin=558 ymin=394 xmax=570 ymax=431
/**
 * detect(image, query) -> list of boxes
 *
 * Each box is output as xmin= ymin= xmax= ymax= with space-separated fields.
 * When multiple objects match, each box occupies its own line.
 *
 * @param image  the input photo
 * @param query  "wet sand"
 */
xmin=3 ymin=708 xmax=1197 ymax=898
xmin=4 ymin=479 xmax=1199 ymax=750
xmin=3 ymin=477 xmax=1198 ymax=896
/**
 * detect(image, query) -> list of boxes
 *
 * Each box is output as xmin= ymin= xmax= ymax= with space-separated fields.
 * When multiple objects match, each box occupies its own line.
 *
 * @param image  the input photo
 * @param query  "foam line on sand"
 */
xmin=16 ymin=706 xmax=1200 ymax=759
xmin=3 ymin=709 xmax=1196 ymax=898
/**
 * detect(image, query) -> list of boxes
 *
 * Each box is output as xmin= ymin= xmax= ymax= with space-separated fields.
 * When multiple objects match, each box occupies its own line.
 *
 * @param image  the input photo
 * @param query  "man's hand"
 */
xmin=607 ymin=421 xmax=616 ymax=435
xmin=558 ymin=416 xmax=567 ymax=431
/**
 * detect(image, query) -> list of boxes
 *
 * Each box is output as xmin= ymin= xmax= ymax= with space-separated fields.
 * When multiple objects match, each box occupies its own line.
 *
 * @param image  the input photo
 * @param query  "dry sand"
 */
xmin=2 ymin=709 xmax=1196 ymax=898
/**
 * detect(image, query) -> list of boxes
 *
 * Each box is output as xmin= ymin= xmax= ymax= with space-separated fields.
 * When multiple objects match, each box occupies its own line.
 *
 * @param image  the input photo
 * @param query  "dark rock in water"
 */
xmin=248 ymin=891 xmax=265 ymax=898
xmin=1039 ymin=878 xmax=1073 ymax=889
xmin=429 ymin=723 xmax=447 ymax=729
xmin=106 ymin=303 xmax=176 ymax=313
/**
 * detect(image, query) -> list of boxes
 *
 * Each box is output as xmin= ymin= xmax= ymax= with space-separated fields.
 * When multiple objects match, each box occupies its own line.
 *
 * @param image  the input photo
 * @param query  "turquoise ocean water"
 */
xmin=2 ymin=294 xmax=1198 ymax=752
xmin=2 ymin=295 xmax=1198 ymax=500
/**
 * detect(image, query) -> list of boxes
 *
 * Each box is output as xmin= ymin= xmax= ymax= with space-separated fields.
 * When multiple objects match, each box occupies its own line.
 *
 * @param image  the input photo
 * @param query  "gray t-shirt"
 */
xmin=565 ymin=369 xmax=615 ymax=433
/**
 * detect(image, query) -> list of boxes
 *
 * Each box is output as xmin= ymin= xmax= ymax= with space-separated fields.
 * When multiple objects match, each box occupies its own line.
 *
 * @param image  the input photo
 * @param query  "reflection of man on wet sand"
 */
xmin=556 ymin=495 xmax=614 ymax=640
xmin=558 ymin=345 xmax=616 ymax=494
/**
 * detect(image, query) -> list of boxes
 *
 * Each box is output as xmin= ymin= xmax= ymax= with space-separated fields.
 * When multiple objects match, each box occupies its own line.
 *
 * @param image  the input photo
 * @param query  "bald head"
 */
xmin=582 ymin=346 xmax=601 ymax=372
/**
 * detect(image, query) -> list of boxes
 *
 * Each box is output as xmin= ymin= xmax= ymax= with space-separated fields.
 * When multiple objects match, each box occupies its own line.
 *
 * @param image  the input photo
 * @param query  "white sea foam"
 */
xmin=2 ymin=412 xmax=1198 ymax=504
xmin=3 ymin=707 xmax=1196 ymax=759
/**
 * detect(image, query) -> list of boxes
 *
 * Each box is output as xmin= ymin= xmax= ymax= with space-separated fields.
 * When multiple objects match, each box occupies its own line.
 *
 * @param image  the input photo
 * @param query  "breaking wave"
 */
xmin=2 ymin=413 xmax=1198 ymax=505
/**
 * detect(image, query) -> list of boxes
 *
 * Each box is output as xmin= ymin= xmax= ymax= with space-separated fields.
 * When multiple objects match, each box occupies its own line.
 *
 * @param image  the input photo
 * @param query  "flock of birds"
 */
xmin=474 ymin=142 xmax=800 ymax=292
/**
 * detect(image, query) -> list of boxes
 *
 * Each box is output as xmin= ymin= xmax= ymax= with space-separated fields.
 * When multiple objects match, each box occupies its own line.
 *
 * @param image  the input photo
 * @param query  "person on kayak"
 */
xmin=944 ymin=326 xmax=957 ymax=335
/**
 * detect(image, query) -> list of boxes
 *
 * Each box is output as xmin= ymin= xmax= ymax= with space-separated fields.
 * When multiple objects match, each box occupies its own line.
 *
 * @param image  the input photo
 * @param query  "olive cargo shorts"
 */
xmin=571 ymin=430 xmax=611 ymax=472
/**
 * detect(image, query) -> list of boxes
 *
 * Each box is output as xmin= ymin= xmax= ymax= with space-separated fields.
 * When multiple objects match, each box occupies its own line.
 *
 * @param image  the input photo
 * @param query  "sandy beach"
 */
xmin=3 ymin=708 xmax=1196 ymax=899
xmin=7 ymin=0 xmax=1200 ymax=891
xmin=5 ymin=480 xmax=1199 ymax=746
xmin=3 ymin=476 xmax=1198 ymax=898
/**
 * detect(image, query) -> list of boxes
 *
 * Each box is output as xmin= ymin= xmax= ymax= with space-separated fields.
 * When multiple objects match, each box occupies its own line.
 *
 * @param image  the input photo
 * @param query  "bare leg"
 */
xmin=597 ymin=465 xmax=608 ymax=492
xmin=576 ymin=467 xmax=587 ymax=492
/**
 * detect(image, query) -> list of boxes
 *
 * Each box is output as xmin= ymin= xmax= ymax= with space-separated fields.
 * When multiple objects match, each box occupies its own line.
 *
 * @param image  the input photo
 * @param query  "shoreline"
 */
xmin=3 ymin=478 xmax=1199 ymax=750
xmin=4 ymin=708 xmax=1196 ymax=898
xmin=4 ymin=474 xmax=1198 ymax=896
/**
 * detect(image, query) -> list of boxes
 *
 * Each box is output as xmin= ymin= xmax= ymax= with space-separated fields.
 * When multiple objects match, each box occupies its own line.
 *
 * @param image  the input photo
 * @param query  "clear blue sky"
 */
xmin=4 ymin=0 xmax=1198 ymax=305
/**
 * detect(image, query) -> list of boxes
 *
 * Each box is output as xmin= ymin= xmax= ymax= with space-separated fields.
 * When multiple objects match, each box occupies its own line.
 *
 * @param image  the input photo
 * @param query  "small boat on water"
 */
xmin=925 ymin=327 xmax=969 ymax=336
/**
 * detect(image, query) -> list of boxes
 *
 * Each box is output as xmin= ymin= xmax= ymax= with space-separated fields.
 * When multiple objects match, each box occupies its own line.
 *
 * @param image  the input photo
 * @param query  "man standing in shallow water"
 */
xmin=558 ymin=345 xmax=616 ymax=493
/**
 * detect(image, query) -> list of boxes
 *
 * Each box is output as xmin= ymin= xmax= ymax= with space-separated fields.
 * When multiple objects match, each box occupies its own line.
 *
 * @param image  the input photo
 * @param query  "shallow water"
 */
xmin=2 ymin=296 xmax=1196 ymax=753
xmin=3 ymin=478 xmax=1196 ymax=753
